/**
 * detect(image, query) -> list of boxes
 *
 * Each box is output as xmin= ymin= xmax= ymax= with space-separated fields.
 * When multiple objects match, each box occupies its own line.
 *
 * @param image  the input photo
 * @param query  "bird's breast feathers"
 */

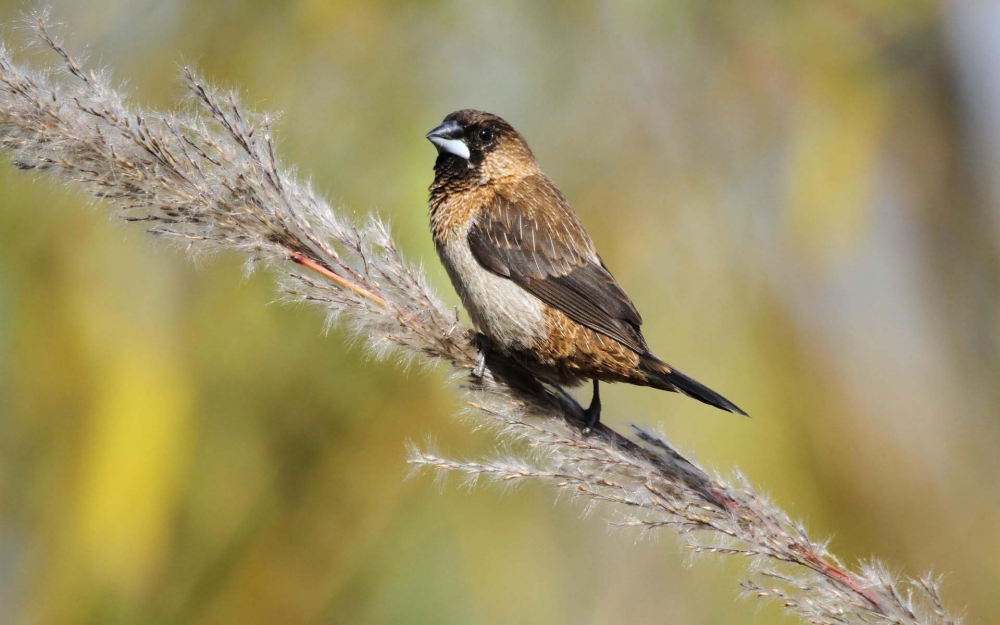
xmin=437 ymin=217 xmax=548 ymax=351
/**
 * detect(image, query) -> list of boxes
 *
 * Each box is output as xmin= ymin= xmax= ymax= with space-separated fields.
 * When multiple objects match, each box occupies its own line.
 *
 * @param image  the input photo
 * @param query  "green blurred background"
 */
xmin=1 ymin=1 xmax=998 ymax=623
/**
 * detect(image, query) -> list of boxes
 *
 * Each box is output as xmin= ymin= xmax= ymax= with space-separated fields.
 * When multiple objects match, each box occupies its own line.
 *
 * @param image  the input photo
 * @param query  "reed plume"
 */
xmin=0 ymin=14 xmax=959 ymax=625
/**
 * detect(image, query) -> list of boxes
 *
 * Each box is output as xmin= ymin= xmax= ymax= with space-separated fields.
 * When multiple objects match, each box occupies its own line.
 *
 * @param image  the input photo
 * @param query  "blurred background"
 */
xmin=0 ymin=1 xmax=998 ymax=623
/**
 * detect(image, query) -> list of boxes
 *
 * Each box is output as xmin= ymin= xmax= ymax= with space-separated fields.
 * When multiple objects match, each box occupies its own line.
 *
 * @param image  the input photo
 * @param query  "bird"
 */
xmin=425 ymin=109 xmax=746 ymax=429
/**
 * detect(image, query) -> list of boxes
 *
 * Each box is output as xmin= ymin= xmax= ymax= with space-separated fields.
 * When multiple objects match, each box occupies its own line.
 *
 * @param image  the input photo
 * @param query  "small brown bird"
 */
xmin=426 ymin=110 xmax=746 ymax=428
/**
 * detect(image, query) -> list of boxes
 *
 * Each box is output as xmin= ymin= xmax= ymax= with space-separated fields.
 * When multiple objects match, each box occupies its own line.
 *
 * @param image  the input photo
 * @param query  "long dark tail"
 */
xmin=640 ymin=355 xmax=748 ymax=416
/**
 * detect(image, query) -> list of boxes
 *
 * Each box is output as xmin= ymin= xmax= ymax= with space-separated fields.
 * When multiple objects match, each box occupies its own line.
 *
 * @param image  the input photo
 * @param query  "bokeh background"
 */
xmin=0 ymin=1 xmax=998 ymax=623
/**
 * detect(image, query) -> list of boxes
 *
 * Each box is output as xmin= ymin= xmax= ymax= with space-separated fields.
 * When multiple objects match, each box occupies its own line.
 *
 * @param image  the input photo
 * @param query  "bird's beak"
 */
xmin=426 ymin=120 xmax=470 ymax=160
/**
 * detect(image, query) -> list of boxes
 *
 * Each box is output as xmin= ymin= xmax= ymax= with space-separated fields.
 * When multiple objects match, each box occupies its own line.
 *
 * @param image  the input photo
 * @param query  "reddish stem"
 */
xmin=290 ymin=251 xmax=389 ymax=308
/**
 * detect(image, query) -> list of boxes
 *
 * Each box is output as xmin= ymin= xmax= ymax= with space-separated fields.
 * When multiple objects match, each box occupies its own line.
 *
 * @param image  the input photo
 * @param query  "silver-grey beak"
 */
xmin=426 ymin=120 xmax=470 ymax=160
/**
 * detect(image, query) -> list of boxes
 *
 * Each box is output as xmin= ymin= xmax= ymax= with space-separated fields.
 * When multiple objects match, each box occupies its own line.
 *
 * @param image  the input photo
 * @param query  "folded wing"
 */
xmin=467 ymin=175 xmax=648 ymax=354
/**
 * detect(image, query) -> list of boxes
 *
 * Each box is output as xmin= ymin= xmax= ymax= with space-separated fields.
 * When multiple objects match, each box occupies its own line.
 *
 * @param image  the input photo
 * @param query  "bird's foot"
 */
xmin=472 ymin=335 xmax=492 ymax=379
xmin=581 ymin=380 xmax=601 ymax=435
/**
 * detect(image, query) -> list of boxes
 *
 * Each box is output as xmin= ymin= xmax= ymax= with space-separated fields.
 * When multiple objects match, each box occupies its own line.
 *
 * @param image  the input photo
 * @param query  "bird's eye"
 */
xmin=478 ymin=128 xmax=494 ymax=142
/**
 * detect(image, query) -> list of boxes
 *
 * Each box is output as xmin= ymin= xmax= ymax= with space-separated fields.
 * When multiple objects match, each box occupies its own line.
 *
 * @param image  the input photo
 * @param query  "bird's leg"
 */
xmin=582 ymin=379 xmax=601 ymax=433
xmin=472 ymin=335 xmax=492 ymax=378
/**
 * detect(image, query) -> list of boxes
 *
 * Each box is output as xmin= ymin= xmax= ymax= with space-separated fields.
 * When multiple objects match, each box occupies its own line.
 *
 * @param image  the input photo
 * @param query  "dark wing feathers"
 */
xmin=467 ymin=176 xmax=648 ymax=353
xmin=521 ymin=269 xmax=646 ymax=352
xmin=467 ymin=232 xmax=511 ymax=277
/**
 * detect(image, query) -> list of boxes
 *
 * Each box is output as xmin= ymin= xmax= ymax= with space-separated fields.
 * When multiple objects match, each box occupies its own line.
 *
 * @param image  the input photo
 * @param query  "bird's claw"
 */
xmin=472 ymin=351 xmax=487 ymax=378
xmin=471 ymin=336 xmax=491 ymax=379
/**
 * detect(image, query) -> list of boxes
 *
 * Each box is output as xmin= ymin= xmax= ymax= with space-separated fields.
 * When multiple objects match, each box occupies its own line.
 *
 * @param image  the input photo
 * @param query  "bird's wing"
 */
xmin=467 ymin=175 xmax=648 ymax=354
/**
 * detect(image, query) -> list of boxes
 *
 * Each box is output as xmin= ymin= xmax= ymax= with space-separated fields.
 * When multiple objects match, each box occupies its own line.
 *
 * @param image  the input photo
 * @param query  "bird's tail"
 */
xmin=639 ymin=355 xmax=748 ymax=416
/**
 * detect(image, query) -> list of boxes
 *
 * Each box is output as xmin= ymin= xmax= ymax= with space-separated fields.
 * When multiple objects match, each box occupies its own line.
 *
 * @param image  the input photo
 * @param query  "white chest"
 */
xmin=438 ymin=225 xmax=547 ymax=351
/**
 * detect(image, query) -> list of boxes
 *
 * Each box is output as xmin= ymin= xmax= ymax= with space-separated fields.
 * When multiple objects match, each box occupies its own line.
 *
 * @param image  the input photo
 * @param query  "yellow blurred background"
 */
xmin=1 ymin=1 xmax=998 ymax=623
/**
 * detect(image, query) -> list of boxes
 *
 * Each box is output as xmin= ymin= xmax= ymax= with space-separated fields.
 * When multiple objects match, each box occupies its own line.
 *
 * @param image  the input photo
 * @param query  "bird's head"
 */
xmin=426 ymin=110 xmax=537 ymax=185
